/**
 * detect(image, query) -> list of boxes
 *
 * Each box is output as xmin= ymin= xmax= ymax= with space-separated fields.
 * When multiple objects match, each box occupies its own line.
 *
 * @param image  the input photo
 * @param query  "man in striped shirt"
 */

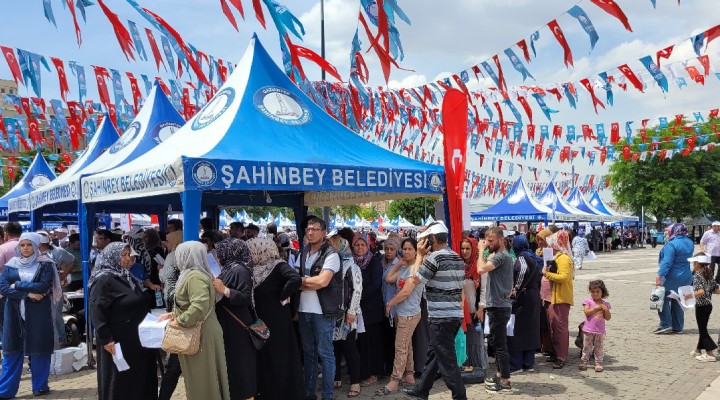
xmin=403 ymin=221 xmax=466 ymax=400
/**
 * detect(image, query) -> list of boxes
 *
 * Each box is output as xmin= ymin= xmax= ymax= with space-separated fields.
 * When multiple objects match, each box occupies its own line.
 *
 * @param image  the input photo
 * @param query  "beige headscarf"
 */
xmin=174 ymin=241 xmax=222 ymax=302
xmin=246 ymin=238 xmax=284 ymax=289
xmin=166 ymin=230 xmax=183 ymax=252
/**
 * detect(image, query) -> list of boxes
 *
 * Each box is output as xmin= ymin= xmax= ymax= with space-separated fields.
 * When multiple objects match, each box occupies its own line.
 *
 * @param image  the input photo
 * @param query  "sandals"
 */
xmin=552 ymin=360 xmax=566 ymax=369
xmin=595 ymin=365 xmax=604 ymax=372
xmin=360 ymin=376 xmax=378 ymax=387
xmin=348 ymin=384 xmax=361 ymax=398
xmin=374 ymin=387 xmax=395 ymax=396
xmin=579 ymin=363 xmax=587 ymax=371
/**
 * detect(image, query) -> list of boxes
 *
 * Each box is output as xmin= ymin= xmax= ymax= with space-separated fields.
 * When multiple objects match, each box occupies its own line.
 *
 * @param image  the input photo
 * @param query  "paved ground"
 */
xmin=11 ymin=244 xmax=720 ymax=399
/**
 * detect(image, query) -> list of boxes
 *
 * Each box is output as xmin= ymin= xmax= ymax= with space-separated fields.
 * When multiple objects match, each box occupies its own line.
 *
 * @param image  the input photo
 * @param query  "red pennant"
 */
xmin=7 ymin=166 xmax=14 ymax=182
xmin=553 ymin=125 xmax=562 ymax=139
xmin=705 ymin=25 xmax=720 ymax=47
xmin=220 ymin=0 xmax=240 ymax=31
xmin=93 ymin=66 xmax=112 ymax=109
xmin=517 ymin=95 xmax=533 ymax=124
xmin=441 ymin=89 xmax=468 ymax=254
xmin=548 ymin=20 xmax=573 ymax=68
xmin=50 ymin=57 xmax=70 ymax=102
xmin=65 ymin=0 xmax=83 ymax=46
xmin=492 ymin=55 xmax=508 ymax=96
xmin=656 ymin=45 xmax=674 ymax=68
xmin=126 ymin=72 xmax=143 ymax=114
xmin=675 ymin=114 xmax=683 ymax=126
xmin=20 ymin=97 xmax=32 ymax=117
xmin=618 ymin=64 xmax=643 ymax=92
xmin=709 ymin=109 xmax=719 ymax=119
xmin=493 ymin=102 xmax=504 ymax=128
xmin=579 ymin=78 xmax=605 ymax=114
xmin=685 ymin=66 xmax=704 ymax=85
xmin=516 ymin=39 xmax=531 ymax=62
xmin=291 ymin=42 xmax=342 ymax=81
xmin=471 ymin=65 xmax=483 ymax=81
xmin=108 ymin=104 xmax=118 ymax=129
xmin=610 ymin=123 xmax=620 ymax=144
xmin=61 ymin=152 xmax=72 ymax=164
xmin=252 ymin=0 xmax=266 ymax=29
xmin=66 ymin=119 xmax=81 ymax=150
xmin=155 ymin=77 xmax=171 ymax=96
xmin=535 ymin=143 xmax=543 ymax=160
xmin=527 ymin=124 xmax=535 ymax=142
xmin=27 ymin=118 xmax=41 ymax=148
xmin=1 ymin=47 xmax=23 ymax=87
xmin=622 ymin=145 xmax=631 ymax=160
xmin=97 ymin=0 xmax=136 ymax=61
xmin=145 ymin=29 xmax=167 ymax=72
xmin=589 ymin=0 xmax=632 ymax=32
xmin=582 ymin=125 xmax=594 ymax=140
xmin=698 ymin=55 xmax=710 ymax=76
xmin=599 ymin=147 xmax=607 ymax=164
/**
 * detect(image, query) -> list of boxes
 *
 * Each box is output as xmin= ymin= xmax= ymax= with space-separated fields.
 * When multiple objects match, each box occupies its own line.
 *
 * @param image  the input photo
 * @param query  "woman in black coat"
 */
xmin=247 ymin=238 xmax=303 ymax=400
xmin=507 ymin=235 xmax=542 ymax=373
xmin=353 ymin=234 xmax=385 ymax=386
xmin=89 ymin=242 xmax=157 ymax=400
xmin=212 ymin=238 xmax=257 ymax=400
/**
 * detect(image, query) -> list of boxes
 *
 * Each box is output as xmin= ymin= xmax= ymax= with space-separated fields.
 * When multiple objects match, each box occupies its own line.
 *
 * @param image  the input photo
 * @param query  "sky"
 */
xmin=1 ymin=0 xmax=719 ymax=204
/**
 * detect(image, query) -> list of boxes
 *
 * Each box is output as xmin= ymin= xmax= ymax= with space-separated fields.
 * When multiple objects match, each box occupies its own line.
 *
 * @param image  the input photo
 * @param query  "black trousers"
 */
xmin=711 ymin=256 xmax=720 ymax=283
xmin=334 ymin=330 xmax=361 ymax=385
xmin=487 ymin=307 xmax=511 ymax=380
xmin=158 ymin=354 xmax=182 ymax=400
xmin=696 ymin=305 xmax=718 ymax=352
xmin=651 ymin=237 xmax=658 ymax=248
xmin=414 ymin=319 xmax=466 ymax=400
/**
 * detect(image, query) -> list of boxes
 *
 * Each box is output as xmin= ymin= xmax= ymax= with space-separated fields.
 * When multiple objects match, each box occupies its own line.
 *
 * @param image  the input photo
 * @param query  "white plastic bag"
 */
xmin=587 ymin=251 xmax=597 ymax=261
xmin=650 ymin=286 xmax=665 ymax=312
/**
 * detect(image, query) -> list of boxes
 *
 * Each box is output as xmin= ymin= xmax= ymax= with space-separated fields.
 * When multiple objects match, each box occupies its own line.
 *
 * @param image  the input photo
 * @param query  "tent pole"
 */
xmin=158 ymin=209 xmax=168 ymax=232
xmin=30 ymin=208 xmax=43 ymax=231
xmin=181 ymin=191 xmax=202 ymax=242
xmin=79 ymin=200 xmax=96 ymax=368
xmin=293 ymin=194 xmax=307 ymax=245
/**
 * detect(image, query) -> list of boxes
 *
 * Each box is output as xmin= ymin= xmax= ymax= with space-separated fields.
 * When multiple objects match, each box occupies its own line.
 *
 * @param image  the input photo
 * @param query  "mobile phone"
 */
xmin=425 ymin=236 xmax=434 ymax=249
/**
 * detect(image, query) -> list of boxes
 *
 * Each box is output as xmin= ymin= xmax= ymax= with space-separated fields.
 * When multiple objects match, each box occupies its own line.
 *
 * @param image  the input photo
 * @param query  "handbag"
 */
xmin=161 ymin=306 xmax=213 ymax=356
xmin=221 ymin=304 xmax=270 ymax=350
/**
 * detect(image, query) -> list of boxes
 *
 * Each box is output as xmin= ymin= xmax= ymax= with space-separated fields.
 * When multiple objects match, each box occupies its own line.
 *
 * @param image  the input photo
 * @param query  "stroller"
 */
xmin=62 ymin=292 xmax=86 ymax=347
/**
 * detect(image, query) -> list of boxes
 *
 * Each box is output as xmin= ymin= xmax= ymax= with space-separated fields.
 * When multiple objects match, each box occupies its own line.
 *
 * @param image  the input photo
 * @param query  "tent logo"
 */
xmin=192 ymin=161 xmax=217 ymax=187
xmin=428 ymin=172 xmax=442 ymax=191
xmin=254 ymin=86 xmax=311 ymax=126
xmin=110 ymin=122 xmax=142 ymax=154
xmin=29 ymin=174 xmax=51 ymax=189
xmin=192 ymin=88 xmax=235 ymax=131
xmin=152 ymin=122 xmax=182 ymax=145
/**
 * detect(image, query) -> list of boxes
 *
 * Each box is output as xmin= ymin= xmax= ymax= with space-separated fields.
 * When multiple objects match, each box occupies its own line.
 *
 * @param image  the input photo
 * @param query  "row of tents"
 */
xmin=216 ymin=209 xmax=419 ymax=230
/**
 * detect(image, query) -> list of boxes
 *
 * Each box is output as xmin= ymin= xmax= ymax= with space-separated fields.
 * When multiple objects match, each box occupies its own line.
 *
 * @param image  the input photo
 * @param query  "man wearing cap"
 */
xmin=55 ymin=227 xmax=69 ymax=248
xmin=700 ymin=222 xmax=720 ymax=281
xmin=403 ymin=220 xmax=466 ymax=400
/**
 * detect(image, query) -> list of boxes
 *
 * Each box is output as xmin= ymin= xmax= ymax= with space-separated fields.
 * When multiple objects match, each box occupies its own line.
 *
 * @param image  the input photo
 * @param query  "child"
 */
xmin=579 ymin=280 xmax=611 ymax=372
xmin=686 ymin=252 xmax=720 ymax=362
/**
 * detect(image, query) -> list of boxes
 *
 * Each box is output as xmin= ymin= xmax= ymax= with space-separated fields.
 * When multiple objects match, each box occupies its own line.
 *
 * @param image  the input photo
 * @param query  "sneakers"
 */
xmin=484 ymin=375 xmax=498 ymax=386
xmin=690 ymin=349 xmax=703 ymax=357
xmin=696 ymin=354 xmax=716 ymax=362
xmin=485 ymin=380 xmax=512 ymax=394
xmin=653 ymin=327 xmax=672 ymax=334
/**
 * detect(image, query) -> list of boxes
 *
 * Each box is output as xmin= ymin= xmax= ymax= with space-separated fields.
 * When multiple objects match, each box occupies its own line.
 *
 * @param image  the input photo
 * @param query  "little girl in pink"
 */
xmin=579 ymin=280 xmax=611 ymax=372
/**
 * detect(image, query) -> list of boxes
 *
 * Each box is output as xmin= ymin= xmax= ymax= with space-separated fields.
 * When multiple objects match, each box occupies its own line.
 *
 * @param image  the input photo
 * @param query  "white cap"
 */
xmin=326 ymin=229 xmax=338 ymax=238
xmin=417 ymin=220 xmax=449 ymax=239
xmin=688 ymin=254 xmax=711 ymax=264
xmin=56 ymin=227 xmax=68 ymax=233
xmin=712 ymin=221 xmax=720 ymax=227
xmin=36 ymin=233 xmax=51 ymax=244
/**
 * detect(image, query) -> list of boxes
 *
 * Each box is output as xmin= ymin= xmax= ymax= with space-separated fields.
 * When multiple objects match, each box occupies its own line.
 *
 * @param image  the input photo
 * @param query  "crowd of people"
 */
xmin=0 ymin=215 xmax=651 ymax=400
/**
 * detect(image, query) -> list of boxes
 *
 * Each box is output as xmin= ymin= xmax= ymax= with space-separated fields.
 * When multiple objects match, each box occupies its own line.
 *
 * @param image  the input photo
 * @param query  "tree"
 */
xmin=0 ymin=149 xmax=57 ymax=197
xmin=336 ymin=205 xmax=362 ymax=219
xmin=607 ymin=117 xmax=720 ymax=223
xmin=386 ymin=196 xmax=439 ymax=226
xmin=359 ymin=205 xmax=379 ymax=220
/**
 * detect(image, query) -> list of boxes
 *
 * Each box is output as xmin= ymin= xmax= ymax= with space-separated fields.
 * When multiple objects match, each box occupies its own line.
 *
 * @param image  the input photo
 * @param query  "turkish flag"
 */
xmin=589 ymin=0 xmax=632 ymax=32
xmin=517 ymin=39 xmax=531 ymax=62
xmin=126 ymin=72 xmax=143 ymax=114
xmin=685 ymin=66 xmax=704 ymax=85
xmin=1 ymin=47 xmax=23 ymax=87
xmin=517 ymin=95 xmax=533 ymax=123
xmin=93 ymin=66 xmax=112 ymax=109
xmin=145 ymin=29 xmax=166 ymax=72
xmin=618 ymin=64 xmax=644 ymax=92
xmin=27 ymin=118 xmax=41 ymax=148
xmin=610 ymin=123 xmax=620 ymax=144
xmin=655 ymin=45 xmax=674 ymax=68
xmin=548 ymin=20 xmax=573 ymax=67
xmin=579 ymin=78 xmax=605 ymax=114
xmin=50 ymin=57 xmax=70 ymax=102
xmin=698 ymin=55 xmax=710 ymax=76
xmin=441 ymin=89 xmax=468 ymax=253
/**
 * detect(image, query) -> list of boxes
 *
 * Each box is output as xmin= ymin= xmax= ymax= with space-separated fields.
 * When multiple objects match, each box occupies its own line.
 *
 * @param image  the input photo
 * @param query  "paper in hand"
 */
xmin=542 ymin=248 xmax=554 ymax=264
xmin=154 ymin=254 xmax=165 ymax=265
xmin=207 ymin=253 xmax=221 ymax=277
xmin=112 ymin=343 xmax=130 ymax=371
xmin=138 ymin=313 xmax=169 ymax=348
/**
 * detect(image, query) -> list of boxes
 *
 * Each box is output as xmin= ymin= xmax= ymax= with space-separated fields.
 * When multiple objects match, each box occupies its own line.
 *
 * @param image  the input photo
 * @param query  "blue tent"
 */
xmin=82 ymin=35 xmax=445 ymax=242
xmin=565 ymin=188 xmax=615 ymax=222
xmin=471 ymin=178 xmax=552 ymax=222
xmin=588 ymin=191 xmax=638 ymax=221
xmin=1 ymin=152 xmax=56 ymax=219
xmin=536 ymin=182 xmax=597 ymax=221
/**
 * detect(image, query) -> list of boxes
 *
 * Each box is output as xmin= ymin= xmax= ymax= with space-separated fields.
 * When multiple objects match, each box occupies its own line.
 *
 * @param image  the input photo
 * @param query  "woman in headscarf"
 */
xmin=0 ymin=233 xmax=60 ymax=398
xmin=655 ymin=223 xmax=694 ymax=334
xmin=459 ymin=237 xmax=488 ymax=376
xmin=541 ymin=230 xmax=574 ymax=369
xmin=89 ymin=242 xmax=157 ymax=400
xmin=142 ymin=228 xmax=167 ymax=293
xmin=353 ymin=233 xmax=385 ymax=387
xmin=207 ymin=238 xmax=255 ymax=400
xmin=157 ymin=233 xmax=183 ymax=400
xmin=507 ymin=235 xmax=542 ymax=374
xmin=247 ymin=238 xmax=304 ymax=400
xmin=535 ymin=228 xmax=555 ymax=358
xmin=157 ymin=241 xmax=230 ymax=400
xmin=380 ymin=234 xmax=401 ymax=376
xmin=328 ymin=235 xmax=363 ymax=397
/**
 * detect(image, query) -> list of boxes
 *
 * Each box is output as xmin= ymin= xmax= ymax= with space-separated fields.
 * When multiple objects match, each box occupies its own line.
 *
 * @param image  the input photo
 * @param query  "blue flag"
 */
xmin=693 ymin=112 xmax=704 ymax=123
xmin=520 ymin=143 xmax=528 ymax=159
xmin=140 ymin=74 xmax=152 ymax=95
xmin=531 ymin=93 xmax=558 ymax=122
xmin=481 ymin=62 xmax=501 ymax=91
xmin=596 ymin=123 xmax=605 ymax=139
xmin=639 ymin=55 xmax=668 ymax=92
xmin=540 ymin=125 xmax=549 ymax=140
xmin=562 ymin=83 xmax=576 ymax=109
xmin=127 ymin=20 xmax=148 ymax=61
xmin=503 ymin=48 xmax=534 ymax=81
xmin=43 ymin=0 xmax=57 ymax=27
xmin=659 ymin=117 xmax=668 ymax=129
xmin=529 ymin=31 xmax=540 ymax=58
xmin=676 ymin=77 xmax=687 ymax=89
xmin=76 ymin=0 xmax=94 ymax=22
xmin=567 ymin=125 xmax=576 ymax=142
xmin=69 ymin=62 xmax=87 ymax=102
xmin=598 ymin=72 xmax=613 ymax=106
xmin=625 ymin=121 xmax=634 ymax=142
xmin=109 ymin=69 xmax=126 ymax=106
xmin=503 ymin=99 xmax=523 ymax=124
xmin=691 ymin=33 xmax=705 ymax=57
xmin=482 ymin=102 xmax=494 ymax=121
xmin=513 ymin=124 xmax=523 ymax=141
xmin=567 ymin=6 xmax=599 ymax=50
xmin=160 ymin=36 xmax=176 ymax=74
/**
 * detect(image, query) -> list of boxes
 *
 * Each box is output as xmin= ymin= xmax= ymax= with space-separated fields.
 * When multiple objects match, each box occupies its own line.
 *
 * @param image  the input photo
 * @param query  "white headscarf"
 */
xmin=6 ymin=233 xmax=63 ymax=304
xmin=174 ymin=241 xmax=222 ymax=302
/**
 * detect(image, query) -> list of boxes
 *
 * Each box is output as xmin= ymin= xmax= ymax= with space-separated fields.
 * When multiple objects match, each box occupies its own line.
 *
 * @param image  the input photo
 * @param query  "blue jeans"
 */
xmin=0 ymin=352 xmax=51 ymax=397
xmin=299 ymin=312 xmax=336 ymax=400
xmin=658 ymin=288 xmax=685 ymax=331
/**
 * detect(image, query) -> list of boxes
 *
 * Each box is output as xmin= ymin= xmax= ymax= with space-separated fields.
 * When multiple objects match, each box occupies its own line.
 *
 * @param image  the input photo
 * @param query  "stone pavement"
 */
xmin=11 ymin=245 xmax=720 ymax=399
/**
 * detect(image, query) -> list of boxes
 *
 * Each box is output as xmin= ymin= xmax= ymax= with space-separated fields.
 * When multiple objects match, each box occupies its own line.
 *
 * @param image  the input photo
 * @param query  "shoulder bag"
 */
xmin=220 ymin=304 xmax=270 ymax=350
xmin=162 ymin=284 xmax=215 ymax=356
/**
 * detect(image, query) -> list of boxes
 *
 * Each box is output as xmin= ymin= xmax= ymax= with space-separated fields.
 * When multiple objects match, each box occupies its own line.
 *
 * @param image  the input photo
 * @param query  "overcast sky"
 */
xmin=2 ymin=0 xmax=718 ymax=203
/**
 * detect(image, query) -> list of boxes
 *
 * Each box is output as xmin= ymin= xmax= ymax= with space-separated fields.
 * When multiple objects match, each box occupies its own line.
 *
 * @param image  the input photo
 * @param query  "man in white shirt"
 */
xmin=297 ymin=217 xmax=343 ymax=400
xmin=700 ymin=221 xmax=720 ymax=282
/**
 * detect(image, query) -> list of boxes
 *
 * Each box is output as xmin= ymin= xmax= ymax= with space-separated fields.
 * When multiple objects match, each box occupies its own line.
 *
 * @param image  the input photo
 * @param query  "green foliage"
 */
xmin=359 ymin=205 xmax=379 ymax=220
xmin=386 ymin=196 xmax=439 ymax=225
xmin=607 ymin=117 xmax=720 ymax=222
xmin=336 ymin=205 xmax=362 ymax=219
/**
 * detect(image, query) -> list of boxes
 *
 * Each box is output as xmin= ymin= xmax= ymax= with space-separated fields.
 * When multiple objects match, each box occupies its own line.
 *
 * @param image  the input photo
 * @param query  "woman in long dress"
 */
xmin=354 ymin=234 xmax=385 ymax=387
xmin=89 ymin=242 xmax=157 ymax=400
xmin=212 ymin=238 xmax=257 ymax=400
xmin=507 ymin=235 xmax=542 ymax=373
xmin=158 ymin=241 xmax=230 ymax=400
xmin=246 ymin=238 xmax=304 ymax=400
xmin=0 ymin=233 xmax=61 ymax=398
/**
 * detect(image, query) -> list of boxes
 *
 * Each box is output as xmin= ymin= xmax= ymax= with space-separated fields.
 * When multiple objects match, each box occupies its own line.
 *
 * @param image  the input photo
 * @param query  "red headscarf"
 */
xmin=462 ymin=237 xmax=480 ymax=288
